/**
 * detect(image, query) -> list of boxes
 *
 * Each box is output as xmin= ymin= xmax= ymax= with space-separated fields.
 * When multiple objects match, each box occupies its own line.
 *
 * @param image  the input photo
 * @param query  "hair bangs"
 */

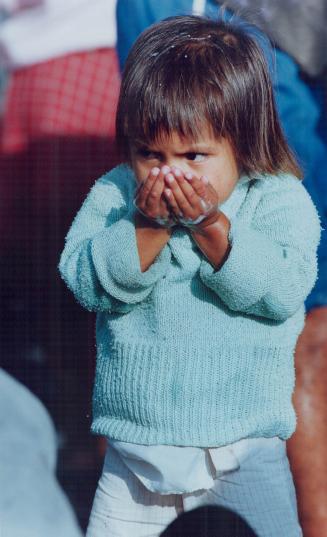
xmin=118 ymin=37 xmax=227 ymax=156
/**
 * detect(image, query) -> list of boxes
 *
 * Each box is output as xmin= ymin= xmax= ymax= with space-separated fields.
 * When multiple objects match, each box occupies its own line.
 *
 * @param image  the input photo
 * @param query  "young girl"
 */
xmin=59 ymin=15 xmax=320 ymax=537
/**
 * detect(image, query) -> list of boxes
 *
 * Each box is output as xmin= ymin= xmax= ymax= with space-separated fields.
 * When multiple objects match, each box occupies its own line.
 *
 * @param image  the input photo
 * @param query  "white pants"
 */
xmin=86 ymin=437 xmax=302 ymax=537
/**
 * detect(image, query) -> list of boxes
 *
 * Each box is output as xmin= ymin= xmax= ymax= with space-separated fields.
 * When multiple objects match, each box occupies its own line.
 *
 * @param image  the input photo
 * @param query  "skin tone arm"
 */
xmin=190 ymin=211 xmax=231 ymax=269
xmin=287 ymin=306 xmax=327 ymax=537
xmin=133 ymin=166 xmax=173 ymax=272
xmin=134 ymin=212 xmax=171 ymax=272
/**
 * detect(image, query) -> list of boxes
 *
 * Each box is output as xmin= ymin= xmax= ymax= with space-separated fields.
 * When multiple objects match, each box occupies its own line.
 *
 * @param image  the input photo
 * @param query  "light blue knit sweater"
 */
xmin=59 ymin=164 xmax=320 ymax=447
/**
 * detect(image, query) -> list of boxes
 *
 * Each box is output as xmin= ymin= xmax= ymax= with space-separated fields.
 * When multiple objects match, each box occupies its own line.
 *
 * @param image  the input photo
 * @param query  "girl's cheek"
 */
xmin=208 ymin=176 xmax=222 ymax=197
xmin=132 ymin=162 xmax=149 ymax=183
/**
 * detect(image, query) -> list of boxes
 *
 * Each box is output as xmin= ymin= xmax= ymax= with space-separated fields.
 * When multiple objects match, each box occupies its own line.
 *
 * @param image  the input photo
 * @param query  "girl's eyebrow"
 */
xmin=183 ymin=144 xmax=217 ymax=152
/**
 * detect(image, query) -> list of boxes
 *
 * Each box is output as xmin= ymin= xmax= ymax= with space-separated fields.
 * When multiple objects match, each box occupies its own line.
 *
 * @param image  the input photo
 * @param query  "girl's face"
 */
xmin=131 ymin=127 xmax=240 ymax=203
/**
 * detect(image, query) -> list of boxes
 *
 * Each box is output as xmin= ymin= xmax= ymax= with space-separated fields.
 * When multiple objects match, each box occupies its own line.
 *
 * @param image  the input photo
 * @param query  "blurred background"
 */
xmin=0 ymin=1 xmax=326 ymax=535
xmin=0 ymin=0 xmax=120 ymax=533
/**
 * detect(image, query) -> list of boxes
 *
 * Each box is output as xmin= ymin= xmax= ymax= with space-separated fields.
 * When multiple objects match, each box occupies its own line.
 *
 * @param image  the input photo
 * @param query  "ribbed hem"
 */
xmin=91 ymin=338 xmax=296 ymax=446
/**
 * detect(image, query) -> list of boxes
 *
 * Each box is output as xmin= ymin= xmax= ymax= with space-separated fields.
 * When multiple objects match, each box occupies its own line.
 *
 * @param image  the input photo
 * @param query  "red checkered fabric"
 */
xmin=0 ymin=48 xmax=121 ymax=154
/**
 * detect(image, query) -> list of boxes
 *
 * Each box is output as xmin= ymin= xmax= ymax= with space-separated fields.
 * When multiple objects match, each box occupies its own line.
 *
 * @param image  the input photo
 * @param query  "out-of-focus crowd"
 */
xmin=0 ymin=1 xmax=120 ymax=534
xmin=0 ymin=1 xmax=326 ymax=536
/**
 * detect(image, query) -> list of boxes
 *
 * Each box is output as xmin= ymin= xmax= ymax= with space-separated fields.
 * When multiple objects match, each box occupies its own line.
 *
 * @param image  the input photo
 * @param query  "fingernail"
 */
xmin=164 ymin=188 xmax=172 ymax=196
xmin=151 ymin=167 xmax=160 ymax=176
xmin=166 ymin=173 xmax=174 ymax=183
xmin=161 ymin=165 xmax=170 ymax=175
xmin=201 ymin=175 xmax=209 ymax=184
xmin=185 ymin=172 xmax=193 ymax=180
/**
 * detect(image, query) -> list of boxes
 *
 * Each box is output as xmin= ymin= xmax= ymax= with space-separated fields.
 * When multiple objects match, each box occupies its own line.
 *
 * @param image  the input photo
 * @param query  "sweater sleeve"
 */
xmin=199 ymin=176 xmax=321 ymax=321
xmin=58 ymin=166 xmax=171 ymax=313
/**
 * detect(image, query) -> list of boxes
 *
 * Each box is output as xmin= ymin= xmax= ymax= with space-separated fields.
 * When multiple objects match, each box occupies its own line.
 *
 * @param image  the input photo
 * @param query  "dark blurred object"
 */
xmin=160 ymin=505 xmax=258 ymax=537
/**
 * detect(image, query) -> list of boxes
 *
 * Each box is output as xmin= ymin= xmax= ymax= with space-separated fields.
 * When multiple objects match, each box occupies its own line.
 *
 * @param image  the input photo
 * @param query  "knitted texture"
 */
xmin=59 ymin=164 xmax=320 ymax=446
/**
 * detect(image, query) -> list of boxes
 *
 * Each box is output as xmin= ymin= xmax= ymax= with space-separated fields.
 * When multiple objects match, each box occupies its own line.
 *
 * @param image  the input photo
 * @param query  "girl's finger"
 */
xmin=144 ymin=167 xmax=166 ymax=213
xmin=135 ymin=167 xmax=161 ymax=209
xmin=184 ymin=173 xmax=218 ymax=202
xmin=184 ymin=173 xmax=207 ymax=197
xmin=170 ymin=169 xmax=214 ymax=217
xmin=180 ymin=171 xmax=207 ymax=200
xmin=158 ymin=195 xmax=171 ymax=218
xmin=164 ymin=172 xmax=196 ymax=218
xmin=185 ymin=174 xmax=219 ymax=214
xmin=163 ymin=188 xmax=181 ymax=218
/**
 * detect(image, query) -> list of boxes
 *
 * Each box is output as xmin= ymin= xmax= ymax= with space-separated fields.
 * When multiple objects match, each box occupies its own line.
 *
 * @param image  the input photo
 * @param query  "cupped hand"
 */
xmin=133 ymin=166 xmax=175 ymax=227
xmin=162 ymin=167 xmax=220 ymax=228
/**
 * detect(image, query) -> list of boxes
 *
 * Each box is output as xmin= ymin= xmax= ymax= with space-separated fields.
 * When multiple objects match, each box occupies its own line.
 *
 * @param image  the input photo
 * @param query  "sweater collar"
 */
xmin=219 ymin=173 xmax=253 ymax=221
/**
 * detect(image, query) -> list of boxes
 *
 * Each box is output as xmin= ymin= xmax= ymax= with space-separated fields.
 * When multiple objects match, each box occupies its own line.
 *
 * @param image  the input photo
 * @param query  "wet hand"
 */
xmin=133 ymin=166 xmax=175 ymax=227
xmin=163 ymin=167 xmax=220 ymax=229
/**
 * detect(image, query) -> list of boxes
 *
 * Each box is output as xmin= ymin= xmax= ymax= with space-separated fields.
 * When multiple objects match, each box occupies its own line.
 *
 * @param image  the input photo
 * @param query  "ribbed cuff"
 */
xmin=199 ymin=221 xmax=282 ymax=312
xmin=91 ymin=216 xmax=171 ymax=304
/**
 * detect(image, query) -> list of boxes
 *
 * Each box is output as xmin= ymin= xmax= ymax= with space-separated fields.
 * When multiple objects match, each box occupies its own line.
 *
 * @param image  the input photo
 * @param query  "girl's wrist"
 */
xmin=190 ymin=211 xmax=231 ymax=270
xmin=188 ymin=210 xmax=222 ymax=234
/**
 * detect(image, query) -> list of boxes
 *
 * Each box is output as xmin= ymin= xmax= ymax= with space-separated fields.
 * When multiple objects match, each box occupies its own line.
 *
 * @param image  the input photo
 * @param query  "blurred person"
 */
xmin=0 ymin=368 xmax=83 ymax=537
xmin=0 ymin=0 xmax=120 ymax=412
xmin=116 ymin=3 xmax=327 ymax=536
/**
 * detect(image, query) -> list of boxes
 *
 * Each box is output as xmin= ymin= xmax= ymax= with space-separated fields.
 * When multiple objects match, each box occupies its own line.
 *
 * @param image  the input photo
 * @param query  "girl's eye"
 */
xmin=136 ymin=148 xmax=160 ymax=160
xmin=185 ymin=152 xmax=207 ymax=162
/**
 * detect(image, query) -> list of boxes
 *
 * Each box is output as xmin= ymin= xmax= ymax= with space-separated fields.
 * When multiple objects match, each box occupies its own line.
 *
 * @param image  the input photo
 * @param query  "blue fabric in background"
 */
xmin=116 ymin=0 xmax=327 ymax=310
xmin=116 ymin=0 xmax=193 ymax=71
xmin=273 ymin=51 xmax=327 ymax=310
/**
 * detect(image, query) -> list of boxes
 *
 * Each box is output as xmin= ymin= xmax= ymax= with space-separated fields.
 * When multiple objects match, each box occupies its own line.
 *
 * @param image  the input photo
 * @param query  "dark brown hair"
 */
xmin=116 ymin=15 xmax=301 ymax=178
